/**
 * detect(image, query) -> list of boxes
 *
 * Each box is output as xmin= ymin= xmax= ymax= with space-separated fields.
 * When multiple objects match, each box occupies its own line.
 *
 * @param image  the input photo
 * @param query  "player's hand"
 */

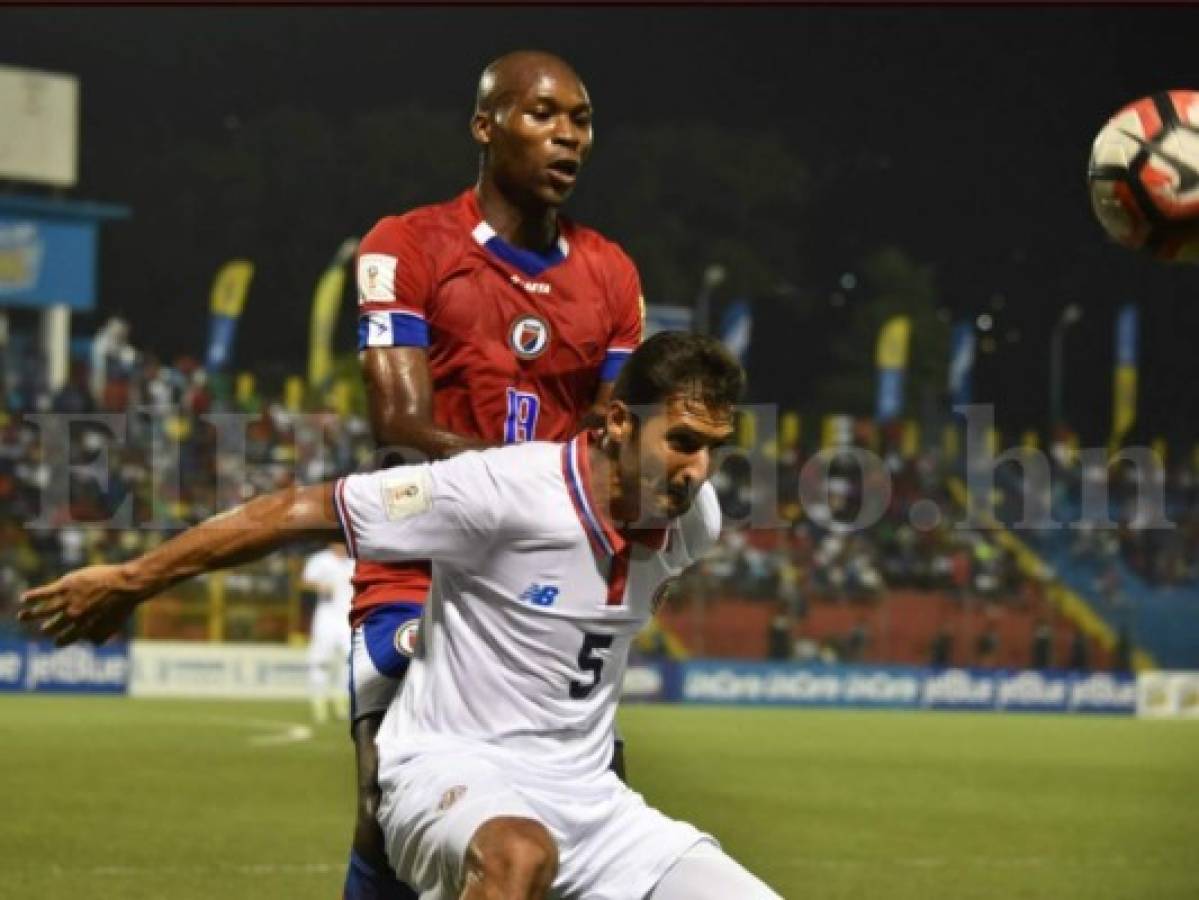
xmin=17 ymin=565 xmax=145 ymax=647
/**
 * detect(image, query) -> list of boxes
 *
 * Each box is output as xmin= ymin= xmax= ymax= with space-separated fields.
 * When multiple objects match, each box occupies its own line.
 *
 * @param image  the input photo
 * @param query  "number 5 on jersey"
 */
xmin=504 ymin=388 xmax=541 ymax=444
xmin=569 ymin=632 xmax=614 ymax=699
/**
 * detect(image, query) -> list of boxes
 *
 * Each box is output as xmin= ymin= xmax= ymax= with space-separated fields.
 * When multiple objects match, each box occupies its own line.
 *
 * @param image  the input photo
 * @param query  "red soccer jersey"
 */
xmin=351 ymin=188 xmax=643 ymax=623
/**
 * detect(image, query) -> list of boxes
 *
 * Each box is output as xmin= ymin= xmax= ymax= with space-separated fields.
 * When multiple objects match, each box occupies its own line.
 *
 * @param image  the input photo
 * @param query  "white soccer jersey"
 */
xmin=301 ymin=549 xmax=355 ymax=626
xmin=334 ymin=431 xmax=720 ymax=780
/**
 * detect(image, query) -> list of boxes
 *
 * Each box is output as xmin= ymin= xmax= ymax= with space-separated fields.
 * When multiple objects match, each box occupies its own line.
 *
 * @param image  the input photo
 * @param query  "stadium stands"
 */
xmin=0 ymin=341 xmax=374 ymax=639
xmin=3 ymin=337 xmax=1198 ymax=670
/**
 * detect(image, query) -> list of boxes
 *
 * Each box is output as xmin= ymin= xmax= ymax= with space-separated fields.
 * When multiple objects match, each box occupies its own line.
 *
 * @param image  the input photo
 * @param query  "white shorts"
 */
xmin=349 ymin=606 xmax=422 ymax=722
xmin=308 ymin=609 xmax=351 ymax=688
xmin=377 ymin=745 xmax=710 ymax=900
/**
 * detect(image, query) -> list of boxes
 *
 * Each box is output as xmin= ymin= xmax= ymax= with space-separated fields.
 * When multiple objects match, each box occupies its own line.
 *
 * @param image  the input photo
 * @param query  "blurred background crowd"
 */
xmin=7 ymin=335 xmax=1197 ymax=673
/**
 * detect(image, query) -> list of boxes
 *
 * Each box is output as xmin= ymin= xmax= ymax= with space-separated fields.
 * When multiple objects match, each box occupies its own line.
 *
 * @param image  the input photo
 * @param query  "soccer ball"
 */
xmin=1088 ymin=90 xmax=1199 ymax=262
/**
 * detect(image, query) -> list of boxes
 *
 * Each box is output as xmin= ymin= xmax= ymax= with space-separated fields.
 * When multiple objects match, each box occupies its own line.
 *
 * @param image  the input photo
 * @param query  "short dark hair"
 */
xmin=613 ymin=331 xmax=745 ymax=410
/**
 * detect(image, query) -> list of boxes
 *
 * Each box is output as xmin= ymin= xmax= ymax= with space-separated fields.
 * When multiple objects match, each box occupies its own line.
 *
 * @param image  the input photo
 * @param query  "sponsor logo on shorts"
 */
xmin=437 ymin=785 xmax=467 ymax=812
xmin=395 ymin=620 xmax=420 ymax=657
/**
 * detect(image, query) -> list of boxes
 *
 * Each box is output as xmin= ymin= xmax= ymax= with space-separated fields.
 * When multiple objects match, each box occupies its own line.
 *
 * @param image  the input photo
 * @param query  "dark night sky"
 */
xmin=2 ymin=7 xmax=1198 ymax=446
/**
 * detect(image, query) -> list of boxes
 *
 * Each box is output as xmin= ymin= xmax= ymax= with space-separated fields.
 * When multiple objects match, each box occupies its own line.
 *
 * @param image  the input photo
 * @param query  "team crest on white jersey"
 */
xmin=509 ymin=315 xmax=551 ymax=359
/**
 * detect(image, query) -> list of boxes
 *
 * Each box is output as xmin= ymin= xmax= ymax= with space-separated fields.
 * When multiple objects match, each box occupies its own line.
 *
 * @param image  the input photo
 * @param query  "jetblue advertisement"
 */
xmin=672 ymin=662 xmax=1137 ymax=715
xmin=0 ymin=639 xmax=130 ymax=694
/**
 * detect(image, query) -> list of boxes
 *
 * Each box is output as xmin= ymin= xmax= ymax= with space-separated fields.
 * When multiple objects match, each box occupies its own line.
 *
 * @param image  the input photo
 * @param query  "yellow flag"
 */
xmin=1109 ymin=305 xmax=1138 ymax=453
xmin=737 ymin=409 xmax=758 ymax=450
xmin=780 ymin=412 xmax=801 ymax=451
xmin=284 ymin=376 xmax=305 ymax=413
xmin=209 ymin=260 xmax=254 ymax=317
xmin=1111 ymin=366 xmax=1137 ymax=449
xmin=1151 ymin=437 xmax=1167 ymax=468
xmin=822 ymin=414 xmax=853 ymax=450
xmin=329 ymin=378 xmax=352 ymax=416
xmin=309 ymin=238 xmax=358 ymax=388
xmin=875 ymin=316 xmax=911 ymax=369
xmin=235 ymin=372 xmax=256 ymax=406
xmin=942 ymin=424 xmax=959 ymax=460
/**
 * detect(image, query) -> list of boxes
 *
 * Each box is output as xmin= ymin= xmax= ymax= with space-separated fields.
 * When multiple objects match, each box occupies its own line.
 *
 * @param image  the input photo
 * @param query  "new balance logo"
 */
xmin=519 ymin=584 xmax=560 ymax=607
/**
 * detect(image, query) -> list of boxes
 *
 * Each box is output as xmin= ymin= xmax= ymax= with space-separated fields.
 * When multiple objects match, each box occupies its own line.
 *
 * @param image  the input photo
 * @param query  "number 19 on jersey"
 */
xmin=504 ymin=388 xmax=541 ymax=444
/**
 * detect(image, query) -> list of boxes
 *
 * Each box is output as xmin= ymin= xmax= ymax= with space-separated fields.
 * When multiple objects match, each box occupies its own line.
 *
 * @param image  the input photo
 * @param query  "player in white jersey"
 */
xmin=301 ymin=543 xmax=354 ymax=723
xmin=21 ymin=332 xmax=781 ymax=900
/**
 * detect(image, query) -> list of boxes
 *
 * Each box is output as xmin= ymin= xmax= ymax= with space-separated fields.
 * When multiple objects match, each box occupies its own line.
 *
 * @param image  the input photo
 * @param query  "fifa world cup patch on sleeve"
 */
xmin=358 ymin=253 xmax=397 ymax=303
xmin=380 ymin=470 xmax=433 ymax=521
xmin=437 ymin=785 xmax=468 ymax=812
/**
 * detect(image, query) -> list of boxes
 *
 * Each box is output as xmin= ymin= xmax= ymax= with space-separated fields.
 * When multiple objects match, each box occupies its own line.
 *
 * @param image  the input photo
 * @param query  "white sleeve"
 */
xmin=301 ymin=553 xmax=328 ymax=585
xmin=333 ymin=452 xmax=499 ymax=566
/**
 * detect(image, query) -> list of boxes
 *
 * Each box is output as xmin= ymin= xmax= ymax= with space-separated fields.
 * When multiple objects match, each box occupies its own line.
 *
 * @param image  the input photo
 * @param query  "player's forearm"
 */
xmin=121 ymin=484 xmax=340 ymax=598
xmin=362 ymin=347 xmax=492 ymax=460
xmin=368 ymin=410 xmax=490 ymax=460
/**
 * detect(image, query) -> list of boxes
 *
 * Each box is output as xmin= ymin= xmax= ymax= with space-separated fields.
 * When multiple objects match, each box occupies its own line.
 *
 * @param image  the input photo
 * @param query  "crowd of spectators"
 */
xmin=1051 ymin=447 xmax=1199 ymax=589
xmin=0 ymin=334 xmax=375 ymax=631
xmin=4 ymin=330 xmax=1198 ymax=664
xmin=676 ymin=420 xmax=1199 ymax=669
xmin=699 ymin=435 xmax=1033 ymax=614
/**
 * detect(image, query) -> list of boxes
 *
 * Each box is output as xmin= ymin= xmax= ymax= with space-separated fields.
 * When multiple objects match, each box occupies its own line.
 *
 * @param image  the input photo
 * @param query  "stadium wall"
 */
xmin=664 ymin=661 xmax=1137 ymax=714
xmin=128 ymin=640 xmax=309 ymax=699
xmin=1135 ymin=670 xmax=1199 ymax=718
xmin=6 ymin=638 xmax=1191 ymax=717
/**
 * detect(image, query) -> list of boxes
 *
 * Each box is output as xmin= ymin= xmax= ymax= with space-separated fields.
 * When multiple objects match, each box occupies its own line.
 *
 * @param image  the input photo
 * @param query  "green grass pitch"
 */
xmin=1 ymin=696 xmax=1196 ymax=899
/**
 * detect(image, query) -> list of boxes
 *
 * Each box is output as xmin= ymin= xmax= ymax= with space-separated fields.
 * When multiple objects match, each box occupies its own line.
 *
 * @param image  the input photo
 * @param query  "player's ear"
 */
xmin=470 ymin=111 xmax=492 ymax=147
xmin=605 ymin=401 xmax=636 ymax=450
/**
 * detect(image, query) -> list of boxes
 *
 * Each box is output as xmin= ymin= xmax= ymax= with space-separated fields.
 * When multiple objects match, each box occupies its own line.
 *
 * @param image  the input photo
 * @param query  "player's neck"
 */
xmin=586 ymin=440 xmax=638 ymax=528
xmin=475 ymin=181 xmax=559 ymax=252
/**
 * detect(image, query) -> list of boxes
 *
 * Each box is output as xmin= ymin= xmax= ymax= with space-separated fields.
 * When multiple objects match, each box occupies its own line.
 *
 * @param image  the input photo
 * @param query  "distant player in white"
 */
xmin=301 ymin=543 xmax=354 ymax=723
xmin=21 ymin=333 xmax=781 ymax=900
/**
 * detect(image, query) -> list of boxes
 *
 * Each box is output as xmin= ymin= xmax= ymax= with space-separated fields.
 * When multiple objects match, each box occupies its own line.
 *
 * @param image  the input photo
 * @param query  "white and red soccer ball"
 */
xmin=1088 ymin=90 xmax=1199 ymax=263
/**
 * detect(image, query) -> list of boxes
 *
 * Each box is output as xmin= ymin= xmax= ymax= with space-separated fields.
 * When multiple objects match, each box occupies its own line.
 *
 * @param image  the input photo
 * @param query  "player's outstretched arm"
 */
xmin=18 ymin=483 xmax=341 ymax=647
xmin=362 ymin=347 xmax=492 ymax=460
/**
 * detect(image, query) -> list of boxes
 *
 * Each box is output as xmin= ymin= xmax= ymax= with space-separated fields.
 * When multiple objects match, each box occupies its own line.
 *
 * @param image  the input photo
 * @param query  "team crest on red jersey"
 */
xmin=509 ymin=314 xmax=551 ymax=359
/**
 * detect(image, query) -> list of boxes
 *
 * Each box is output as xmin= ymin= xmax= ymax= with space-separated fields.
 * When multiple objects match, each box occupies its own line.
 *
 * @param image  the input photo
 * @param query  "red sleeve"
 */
xmin=356 ymin=216 xmax=434 ymax=350
xmin=600 ymin=246 xmax=644 ymax=382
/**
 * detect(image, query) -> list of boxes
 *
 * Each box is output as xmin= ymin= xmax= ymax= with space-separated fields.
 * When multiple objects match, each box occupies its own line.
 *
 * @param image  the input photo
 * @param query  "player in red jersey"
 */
xmin=344 ymin=51 xmax=643 ymax=899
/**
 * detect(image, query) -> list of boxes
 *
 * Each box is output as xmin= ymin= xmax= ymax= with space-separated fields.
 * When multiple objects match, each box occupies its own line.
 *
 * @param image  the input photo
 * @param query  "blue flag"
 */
xmin=718 ymin=299 xmax=753 ymax=363
xmin=948 ymin=322 xmax=976 ymax=408
xmin=203 ymin=260 xmax=254 ymax=372
xmin=875 ymin=316 xmax=911 ymax=423
xmin=1111 ymin=304 xmax=1139 ymax=446
xmin=1115 ymin=304 xmax=1138 ymax=367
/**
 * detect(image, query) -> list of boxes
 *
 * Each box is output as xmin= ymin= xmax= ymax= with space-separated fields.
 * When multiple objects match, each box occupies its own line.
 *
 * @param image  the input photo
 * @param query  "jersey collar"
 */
xmin=465 ymin=189 xmax=570 ymax=278
xmin=561 ymin=431 xmax=669 ymax=558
